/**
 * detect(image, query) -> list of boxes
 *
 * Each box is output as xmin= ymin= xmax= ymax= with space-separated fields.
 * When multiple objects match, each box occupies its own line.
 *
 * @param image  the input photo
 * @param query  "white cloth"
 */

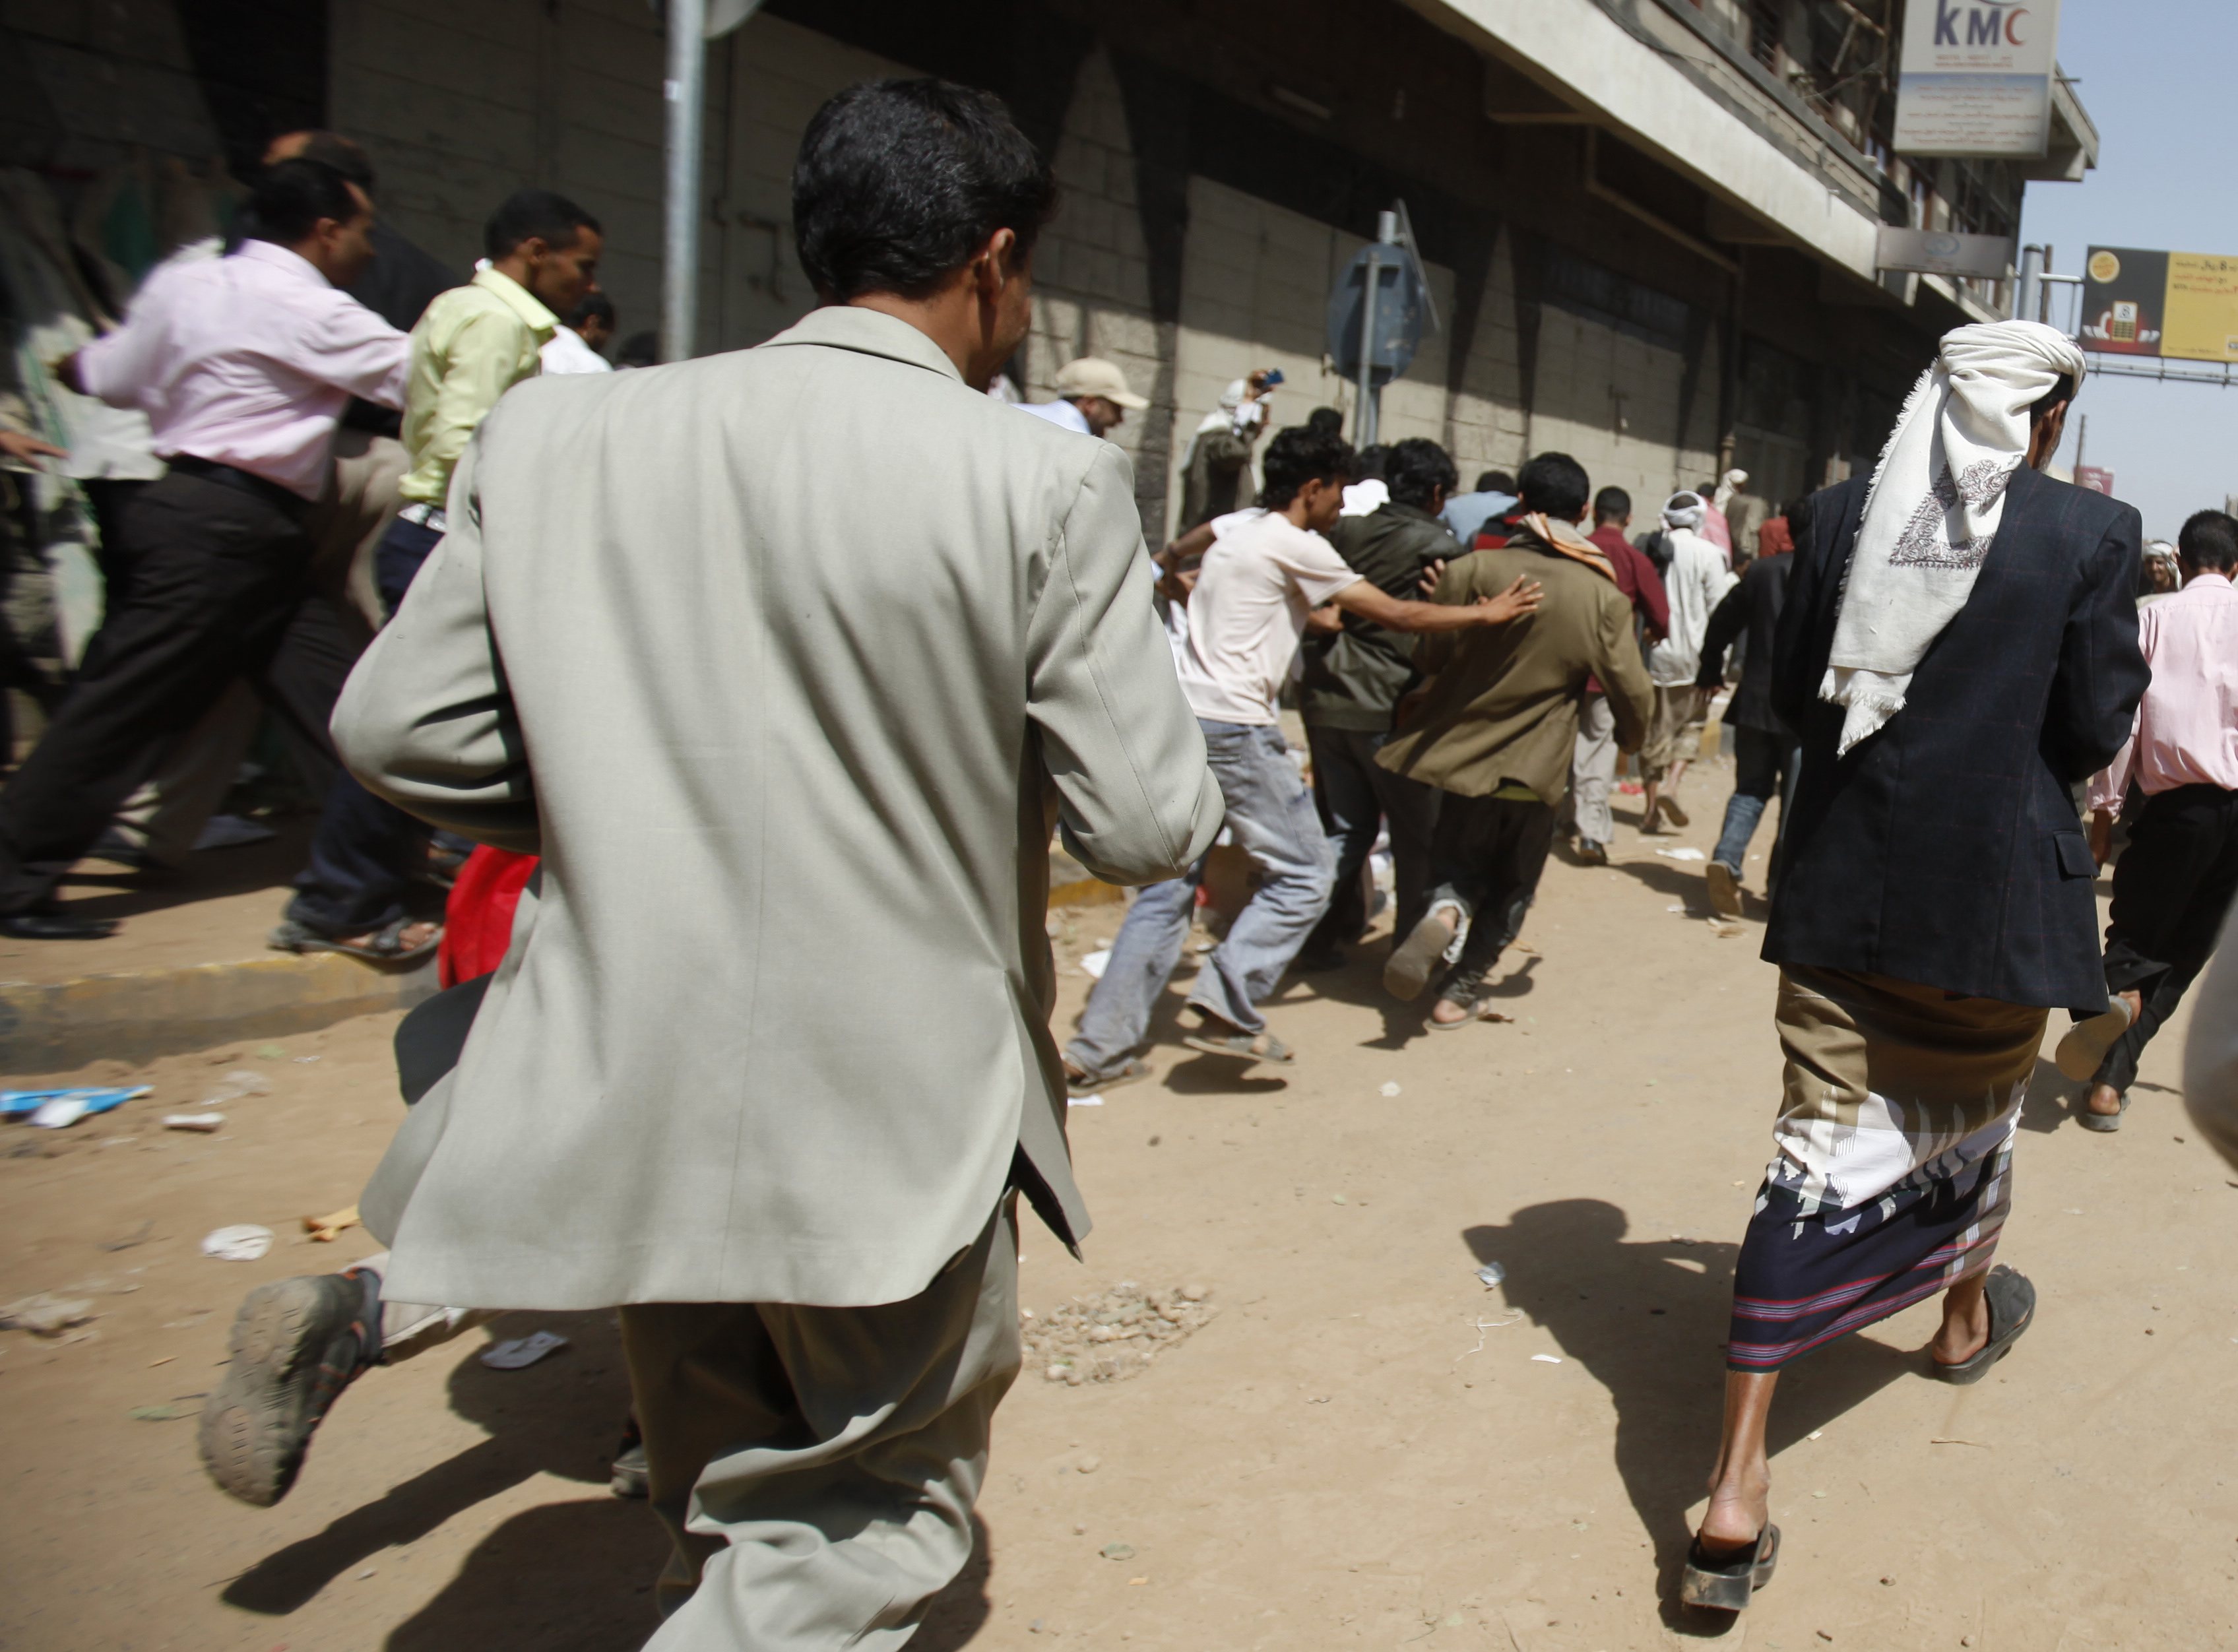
xmin=1661 ymin=491 xmax=1707 ymax=532
xmin=1822 ymin=319 xmax=2087 ymax=755
xmin=1017 ymin=397 xmax=1091 ymax=434
xmin=1174 ymin=509 xmax=1359 ymax=725
xmin=1711 ymin=468 xmax=1747 ymax=513
xmin=538 ymin=325 xmax=612 ymax=375
xmin=1339 ymin=478 xmax=1388 ymax=517
xmin=1646 ymin=526 xmax=1737 ymax=686
xmin=74 ymin=240 xmax=410 ymax=497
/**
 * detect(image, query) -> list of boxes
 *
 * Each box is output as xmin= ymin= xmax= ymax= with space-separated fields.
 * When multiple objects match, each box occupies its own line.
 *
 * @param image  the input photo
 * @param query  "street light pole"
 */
xmin=662 ymin=0 xmax=708 ymax=364
xmin=1355 ymin=210 xmax=1399 ymax=449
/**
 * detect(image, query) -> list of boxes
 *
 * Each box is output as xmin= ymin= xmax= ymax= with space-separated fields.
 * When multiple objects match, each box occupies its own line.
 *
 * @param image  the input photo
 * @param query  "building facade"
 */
xmin=8 ymin=0 xmax=2097 ymax=536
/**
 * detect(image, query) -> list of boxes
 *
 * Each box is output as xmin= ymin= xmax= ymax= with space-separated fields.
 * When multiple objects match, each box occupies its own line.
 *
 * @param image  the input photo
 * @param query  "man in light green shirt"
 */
xmin=377 ymin=188 xmax=602 ymax=613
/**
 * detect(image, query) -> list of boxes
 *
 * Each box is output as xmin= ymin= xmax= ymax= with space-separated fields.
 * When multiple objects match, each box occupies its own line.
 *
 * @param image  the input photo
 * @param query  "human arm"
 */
xmin=406 ymin=309 xmax=528 ymax=487
xmin=331 ymin=429 xmax=539 ymax=851
xmin=1630 ymin=552 xmax=1670 ymax=641
xmin=1331 ymin=573 xmax=1541 ymax=634
xmin=301 ymin=291 xmax=412 ymax=409
xmin=1598 ymin=592 xmax=1655 ymax=755
xmin=1694 ymin=580 xmax=1748 ymax=689
xmin=2044 ymin=505 xmax=2151 ymax=785
xmin=0 ymin=429 xmax=65 ymax=468
xmin=1027 ymin=444 xmax=1225 ymax=885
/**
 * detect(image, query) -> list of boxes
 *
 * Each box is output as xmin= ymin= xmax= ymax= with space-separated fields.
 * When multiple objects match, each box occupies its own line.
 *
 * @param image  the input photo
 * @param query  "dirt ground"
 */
xmin=4 ymin=769 xmax=2234 ymax=1651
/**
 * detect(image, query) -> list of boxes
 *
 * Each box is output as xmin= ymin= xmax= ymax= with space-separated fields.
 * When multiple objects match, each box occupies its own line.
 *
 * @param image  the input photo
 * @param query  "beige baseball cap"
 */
xmin=1052 ymin=356 xmax=1148 ymax=408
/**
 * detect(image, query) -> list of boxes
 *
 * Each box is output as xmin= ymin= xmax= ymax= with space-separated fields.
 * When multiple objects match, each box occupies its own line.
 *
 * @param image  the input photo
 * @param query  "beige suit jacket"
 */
xmin=335 ymin=305 xmax=1223 ymax=1310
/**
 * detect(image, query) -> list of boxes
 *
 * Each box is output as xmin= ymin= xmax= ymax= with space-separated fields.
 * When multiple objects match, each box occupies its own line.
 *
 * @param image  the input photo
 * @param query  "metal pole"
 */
xmin=662 ymin=0 xmax=708 ymax=364
xmin=2072 ymin=413 xmax=2086 ymax=475
xmin=2014 ymin=244 xmax=2041 ymax=323
xmin=2037 ymin=243 xmax=2053 ymax=325
xmin=1355 ymin=210 xmax=1399 ymax=449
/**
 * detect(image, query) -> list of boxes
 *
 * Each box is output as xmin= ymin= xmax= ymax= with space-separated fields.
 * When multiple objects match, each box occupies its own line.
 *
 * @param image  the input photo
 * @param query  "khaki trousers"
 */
xmin=624 ymin=1198 xmax=1022 ymax=1650
xmin=1568 ymin=691 xmax=1617 ymax=844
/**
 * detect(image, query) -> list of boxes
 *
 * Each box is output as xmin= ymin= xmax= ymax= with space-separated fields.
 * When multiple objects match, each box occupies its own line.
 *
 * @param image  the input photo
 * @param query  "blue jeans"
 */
xmin=1712 ymin=724 xmax=1802 ymax=877
xmin=375 ymin=515 xmax=443 ymax=618
xmin=1067 ymin=720 xmax=1336 ymax=1071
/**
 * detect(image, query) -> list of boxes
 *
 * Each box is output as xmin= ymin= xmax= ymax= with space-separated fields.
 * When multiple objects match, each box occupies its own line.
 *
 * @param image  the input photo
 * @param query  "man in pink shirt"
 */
xmin=2064 ymin=509 xmax=2238 ymax=1129
xmin=0 ymin=158 xmax=408 ymax=939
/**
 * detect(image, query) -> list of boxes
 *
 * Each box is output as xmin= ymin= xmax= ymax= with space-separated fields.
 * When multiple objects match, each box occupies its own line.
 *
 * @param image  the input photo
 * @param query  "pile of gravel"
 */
xmin=1025 ymin=1282 xmax=1216 ymax=1385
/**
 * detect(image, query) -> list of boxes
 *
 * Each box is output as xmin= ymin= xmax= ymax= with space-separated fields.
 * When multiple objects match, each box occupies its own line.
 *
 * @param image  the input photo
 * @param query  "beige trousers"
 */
xmin=1569 ymin=691 xmax=1617 ymax=844
xmin=624 ymin=1197 xmax=1022 ymax=1649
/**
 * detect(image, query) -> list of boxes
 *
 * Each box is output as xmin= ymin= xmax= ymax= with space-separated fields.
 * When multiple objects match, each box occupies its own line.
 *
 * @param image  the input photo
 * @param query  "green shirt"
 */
xmin=398 ymin=268 xmax=556 ymax=508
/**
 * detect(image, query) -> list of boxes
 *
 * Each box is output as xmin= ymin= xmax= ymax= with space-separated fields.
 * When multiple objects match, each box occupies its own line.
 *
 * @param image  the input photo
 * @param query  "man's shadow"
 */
xmin=1293 ymin=941 xmax=1540 ymax=1050
xmin=1461 ymin=1200 xmax=1915 ymax=1632
xmin=222 ymin=1311 xmax=656 ymax=1626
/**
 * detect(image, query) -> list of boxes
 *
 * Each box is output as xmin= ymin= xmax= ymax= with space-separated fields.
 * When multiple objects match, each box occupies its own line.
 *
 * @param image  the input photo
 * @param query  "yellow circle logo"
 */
xmin=2088 ymin=250 xmax=2121 ymax=284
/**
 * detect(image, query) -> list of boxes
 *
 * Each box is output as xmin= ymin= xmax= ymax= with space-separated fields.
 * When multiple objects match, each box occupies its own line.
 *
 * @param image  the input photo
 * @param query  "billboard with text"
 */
xmin=1893 ymin=0 xmax=2061 ymax=157
xmin=2081 ymin=247 xmax=2238 ymax=364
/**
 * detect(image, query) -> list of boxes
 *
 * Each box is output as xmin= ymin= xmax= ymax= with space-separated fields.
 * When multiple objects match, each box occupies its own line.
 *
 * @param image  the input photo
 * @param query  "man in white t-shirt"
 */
xmin=1065 ymin=426 xmax=1541 ymax=1084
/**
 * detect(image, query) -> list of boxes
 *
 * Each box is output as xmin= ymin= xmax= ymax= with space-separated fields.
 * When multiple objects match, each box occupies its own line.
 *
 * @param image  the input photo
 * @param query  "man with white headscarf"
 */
xmin=1678 ymin=321 xmax=2147 ymax=1617
xmin=1175 ymin=370 xmax=1273 ymax=532
xmin=1640 ymin=491 xmax=1735 ymax=833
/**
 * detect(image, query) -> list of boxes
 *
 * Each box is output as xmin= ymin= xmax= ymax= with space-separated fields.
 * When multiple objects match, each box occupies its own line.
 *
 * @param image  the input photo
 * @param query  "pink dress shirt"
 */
xmin=2090 ymin=572 xmax=2238 ymax=811
xmin=75 ymin=240 xmax=409 ymax=499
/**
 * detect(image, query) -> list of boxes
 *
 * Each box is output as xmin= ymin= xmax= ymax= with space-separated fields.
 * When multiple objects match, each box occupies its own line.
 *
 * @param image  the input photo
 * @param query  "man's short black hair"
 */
xmin=2179 ymin=509 xmax=2238 ymax=573
xmin=247 ymin=158 xmax=366 ymax=245
xmin=1475 ymin=470 xmax=1516 ymax=495
xmin=2029 ymin=373 xmax=2078 ymax=423
xmin=1306 ymin=406 xmax=1345 ymax=437
xmin=616 ymin=331 xmax=660 ymax=368
xmin=1353 ymin=444 xmax=1390 ymax=482
xmin=1518 ymin=451 xmax=1591 ymax=521
xmin=1385 ymin=438 xmax=1457 ymax=511
xmin=793 ymin=79 xmax=1058 ymax=303
xmin=286 ymin=131 xmax=375 ymax=191
xmin=1260 ymin=427 xmax=1354 ymax=508
xmin=486 ymin=189 xmax=601 ymax=260
xmin=1593 ymin=486 xmax=1631 ymax=523
xmin=569 ymin=293 xmax=616 ymax=329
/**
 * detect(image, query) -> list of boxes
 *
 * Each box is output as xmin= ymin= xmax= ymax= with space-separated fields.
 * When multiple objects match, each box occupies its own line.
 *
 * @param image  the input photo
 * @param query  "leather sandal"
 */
xmin=1679 ymin=1523 xmax=1780 ymax=1612
xmin=1933 ymin=1265 xmax=2035 ymax=1383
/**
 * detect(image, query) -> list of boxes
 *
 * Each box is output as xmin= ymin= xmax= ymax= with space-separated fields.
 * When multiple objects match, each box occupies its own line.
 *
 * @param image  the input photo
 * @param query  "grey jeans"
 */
xmin=1569 ymin=691 xmax=1617 ymax=846
xmin=1066 ymin=718 xmax=1336 ymax=1069
xmin=625 ymin=1199 xmax=1021 ymax=1650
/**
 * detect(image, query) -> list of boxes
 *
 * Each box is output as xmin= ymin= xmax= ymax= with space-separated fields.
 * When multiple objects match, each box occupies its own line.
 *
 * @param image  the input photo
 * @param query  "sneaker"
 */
xmin=1576 ymin=839 xmax=1610 ymax=866
xmin=199 ymin=1270 xmax=379 ymax=1506
xmin=610 ymin=1444 xmax=649 ymax=1498
xmin=1384 ymin=906 xmax=1459 ymax=1001
xmin=1706 ymin=861 xmax=1742 ymax=916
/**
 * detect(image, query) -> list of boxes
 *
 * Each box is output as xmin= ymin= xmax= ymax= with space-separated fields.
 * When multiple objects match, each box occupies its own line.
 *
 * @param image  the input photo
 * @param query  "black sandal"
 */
xmin=269 ymin=916 xmax=441 ymax=967
xmin=1679 ymin=1523 xmax=1781 ymax=1612
xmin=1933 ymin=1265 xmax=2035 ymax=1384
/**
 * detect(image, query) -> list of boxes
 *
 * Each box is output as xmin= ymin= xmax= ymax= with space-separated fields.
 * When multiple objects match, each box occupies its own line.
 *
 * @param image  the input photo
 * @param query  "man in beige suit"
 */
xmin=199 ymin=81 xmax=1221 ymax=1647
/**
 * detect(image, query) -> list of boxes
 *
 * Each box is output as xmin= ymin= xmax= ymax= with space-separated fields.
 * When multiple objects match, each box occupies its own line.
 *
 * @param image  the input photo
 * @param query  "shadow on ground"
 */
xmin=1462 ymin=1199 xmax=1914 ymax=1636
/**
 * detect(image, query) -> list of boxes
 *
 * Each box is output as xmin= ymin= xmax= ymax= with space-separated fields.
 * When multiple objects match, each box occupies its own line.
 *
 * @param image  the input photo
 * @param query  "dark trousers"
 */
xmin=375 ymin=515 xmax=443 ymax=618
xmin=286 ymin=513 xmax=455 ymax=937
xmin=1424 ymin=791 xmax=1556 ymax=1003
xmin=0 ymin=470 xmax=360 ymax=914
xmin=1303 ymin=722 xmax=1437 ymax=952
xmin=2095 ymin=783 xmax=2238 ymax=1092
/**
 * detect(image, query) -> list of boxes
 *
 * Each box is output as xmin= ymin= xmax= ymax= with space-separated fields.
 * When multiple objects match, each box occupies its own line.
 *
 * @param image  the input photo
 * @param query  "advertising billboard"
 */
xmin=2080 ymin=247 xmax=2238 ymax=364
xmin=1892 ymin=0 xmax=2061 ymax=158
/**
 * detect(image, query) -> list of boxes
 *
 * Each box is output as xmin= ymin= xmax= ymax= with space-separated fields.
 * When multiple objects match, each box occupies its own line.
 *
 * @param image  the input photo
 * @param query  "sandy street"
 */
xmin=3 ymin=778 xmax=2233 ymax=1652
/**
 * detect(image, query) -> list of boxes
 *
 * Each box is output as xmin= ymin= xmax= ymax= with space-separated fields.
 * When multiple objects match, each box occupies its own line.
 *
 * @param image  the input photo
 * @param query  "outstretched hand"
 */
xmin=1472 ymin=575 xmax=1542 ymax=624
xmin=0 ymin=429 xmax=66 ymax=468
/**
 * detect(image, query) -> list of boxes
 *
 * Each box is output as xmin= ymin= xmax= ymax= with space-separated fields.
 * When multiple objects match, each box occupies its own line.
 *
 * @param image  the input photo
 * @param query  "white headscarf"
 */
xmin=1711 ymin=468 xmax=1748 ymax=512
xmin=1661 ymin=491 xmax=1707 ymax=531
xmin=1821 ymin=319 xmax=2087 ymax=755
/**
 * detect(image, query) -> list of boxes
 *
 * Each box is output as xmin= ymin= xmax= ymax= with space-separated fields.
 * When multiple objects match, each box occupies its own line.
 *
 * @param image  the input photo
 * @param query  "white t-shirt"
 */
xmin=1174 ymin=509 xmax=1360 ymax=725
xmin=539 ymin=326 xmax=614 ymax=375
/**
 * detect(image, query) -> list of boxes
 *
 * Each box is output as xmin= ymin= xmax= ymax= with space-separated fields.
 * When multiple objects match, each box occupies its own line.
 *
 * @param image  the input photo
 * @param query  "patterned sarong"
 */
xmin=1726 ymin=967 xmax=2046 ymax=1372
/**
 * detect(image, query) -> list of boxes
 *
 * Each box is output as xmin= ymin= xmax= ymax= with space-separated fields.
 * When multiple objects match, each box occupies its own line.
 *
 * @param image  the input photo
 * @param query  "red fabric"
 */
xmin=1758 ymin=515 xmax=1794 ymax=559
xmin=1585 ymin=524 xmax=1671 ymax=696
xmin=438 ymin=846 xmax=539 ymax=988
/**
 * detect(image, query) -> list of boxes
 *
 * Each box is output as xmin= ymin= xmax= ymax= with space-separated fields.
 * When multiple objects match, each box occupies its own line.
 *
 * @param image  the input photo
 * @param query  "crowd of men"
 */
xmin=3 ymin=71 xmax=2235 ymax=1649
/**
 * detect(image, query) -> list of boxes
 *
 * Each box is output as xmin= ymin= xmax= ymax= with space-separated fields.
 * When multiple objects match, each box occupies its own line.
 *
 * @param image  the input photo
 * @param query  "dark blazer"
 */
xmin=1763 ymin=464 xmax=2148 ymax=1011
xmin=1696 ymin=551 xmax=1795 ymax=733
xmin=1302 ymin=501 xmax=1458 ymax=733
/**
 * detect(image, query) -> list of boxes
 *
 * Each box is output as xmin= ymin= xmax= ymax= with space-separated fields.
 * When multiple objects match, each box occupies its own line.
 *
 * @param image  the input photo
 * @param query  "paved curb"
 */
xmin=3 ymin=862 xmax=1131 ymax=1074
xmin=0 ymin=951 xmax=438 ymax=1074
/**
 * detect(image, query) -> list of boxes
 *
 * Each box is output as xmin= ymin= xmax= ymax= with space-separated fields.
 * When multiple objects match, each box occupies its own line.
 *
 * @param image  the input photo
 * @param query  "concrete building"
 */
xmin=7 ymin=0 xmax=2098 ymax=537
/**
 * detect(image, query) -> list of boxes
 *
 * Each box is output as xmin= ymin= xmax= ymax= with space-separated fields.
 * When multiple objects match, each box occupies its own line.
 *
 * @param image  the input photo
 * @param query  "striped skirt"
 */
xmin=1726 ymin=967 xmax=2047 ymax=1372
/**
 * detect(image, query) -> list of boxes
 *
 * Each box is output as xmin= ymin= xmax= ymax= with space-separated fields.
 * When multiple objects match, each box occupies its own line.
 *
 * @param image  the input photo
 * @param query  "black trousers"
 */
xmin=0 ymin=470 xmax=358 ymax=914
xmin=1302 ymin=722 xmax=1438 ymax=952
xmin=1424 ymin=791 xmax=1556 ymax=1003
xmin=2097 ymin=783 xmax=2238 ymax=1092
